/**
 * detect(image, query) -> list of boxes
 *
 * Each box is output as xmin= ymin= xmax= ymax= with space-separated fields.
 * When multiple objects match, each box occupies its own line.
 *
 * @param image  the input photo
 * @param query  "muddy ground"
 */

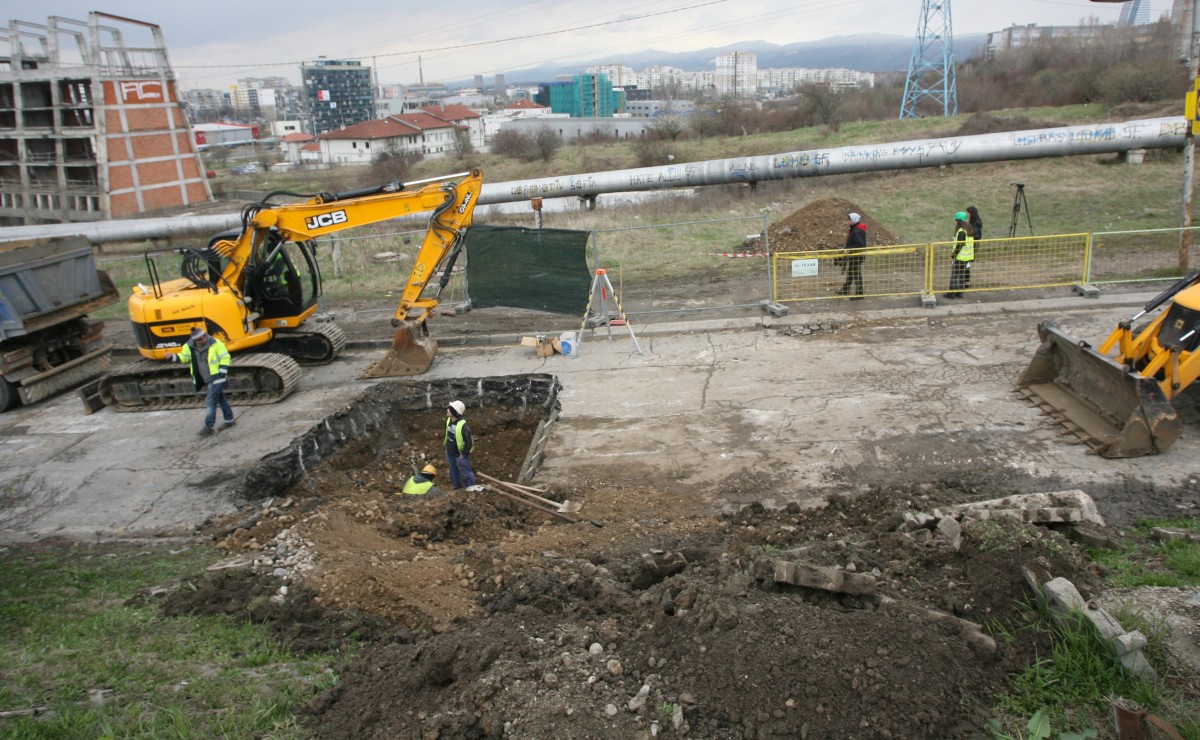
xmin=158 ymin=397 xmax=1196 ymax=739
xmin=133 ymin=199 xmax=1200 ymax=738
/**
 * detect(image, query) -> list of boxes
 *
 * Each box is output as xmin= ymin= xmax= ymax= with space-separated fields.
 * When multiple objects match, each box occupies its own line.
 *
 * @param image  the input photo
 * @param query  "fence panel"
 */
xmin=928 ymin=233 xmax=1090 ymax=297
xmin=771 ymin=244 xmax=926 ymax=304
xmin=1088 ymin=227 xmax=1200 ymax=284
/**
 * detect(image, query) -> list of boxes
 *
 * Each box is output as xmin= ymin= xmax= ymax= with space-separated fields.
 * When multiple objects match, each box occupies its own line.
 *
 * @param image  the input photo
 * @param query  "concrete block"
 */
xmin=759 ymin=300 xmax=789 ymax=317
xmin=1150 ymin=527 xmax=1200 ymax=544
xmin=1072 ymin=283 xmax=1101 ymax=299
xmin=1120 ymin=649 xmax=1156 ymax=680
xmin=920 ymin=294 xmax=937 ymax=309
xmin=1043 ymin=577 xmax=1086 ymax=613
xmin=773 ymin=560 xmax=877 ymax=595
xmin=1112 ymin=630 xmax=1147 ymax=656
xmin=902 ymin=511 xmax=936 ymax=531
xmin=936 ymin=517 xmax=963 ymax=550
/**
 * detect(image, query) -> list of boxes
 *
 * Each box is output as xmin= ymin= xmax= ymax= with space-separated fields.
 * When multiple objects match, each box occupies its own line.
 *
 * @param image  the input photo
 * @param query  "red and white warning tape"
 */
xmin=710 ymin=252 xmax=768 ymax=258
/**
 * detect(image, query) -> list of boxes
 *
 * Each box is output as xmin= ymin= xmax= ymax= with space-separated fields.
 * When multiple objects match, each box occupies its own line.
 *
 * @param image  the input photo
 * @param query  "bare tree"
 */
xmin=649 ymin=114 xmax=687 ymax=142
xmin=452 ymin=127 xmax=475 ymax=160
xmin=491 ymin=129 xmax=538 ymax=160
xmin=533 ymin=126 xmax=561 ymax=163
xmin=797 ymin=82 xmax=846 ymax=131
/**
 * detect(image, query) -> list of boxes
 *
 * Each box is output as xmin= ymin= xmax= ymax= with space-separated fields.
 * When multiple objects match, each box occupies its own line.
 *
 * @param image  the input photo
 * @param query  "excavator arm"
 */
xmin=207 ymin=168 xmax=483 ymax=378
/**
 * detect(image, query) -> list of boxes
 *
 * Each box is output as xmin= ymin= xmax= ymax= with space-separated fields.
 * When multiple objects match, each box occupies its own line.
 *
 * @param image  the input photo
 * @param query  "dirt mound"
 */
xmin=768 ymin=198 xmax=900 ymax=252
xmin=193 ymin=405 xmax=1108 ymax=740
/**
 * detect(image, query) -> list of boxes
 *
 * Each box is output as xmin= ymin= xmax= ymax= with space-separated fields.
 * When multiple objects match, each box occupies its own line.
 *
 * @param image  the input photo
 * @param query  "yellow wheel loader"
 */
xmin=1016 ymin=270 xmax=1200 ymax=457
xmin=99 ymin=169 xmax=483 ymax=411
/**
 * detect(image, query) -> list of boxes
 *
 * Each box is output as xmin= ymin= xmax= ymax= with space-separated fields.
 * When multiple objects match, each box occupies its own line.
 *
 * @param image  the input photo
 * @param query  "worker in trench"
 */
xmin=444 ymin=400 xmax=477 ymax=490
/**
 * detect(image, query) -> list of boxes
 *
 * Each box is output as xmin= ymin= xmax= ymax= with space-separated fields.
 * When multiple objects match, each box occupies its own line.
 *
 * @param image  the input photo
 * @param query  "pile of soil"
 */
xmin=169 ymin=406 xmax=1113 ymax=737
xmin=767 ymin=198 xmax=900 ymax=252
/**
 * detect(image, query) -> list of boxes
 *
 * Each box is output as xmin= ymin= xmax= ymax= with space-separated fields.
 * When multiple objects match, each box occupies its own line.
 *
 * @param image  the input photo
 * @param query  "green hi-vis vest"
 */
xmin=401 ymin=477 xmax=435 ymax=495
xmin=955 ymin=228 xmax=975 ymax=262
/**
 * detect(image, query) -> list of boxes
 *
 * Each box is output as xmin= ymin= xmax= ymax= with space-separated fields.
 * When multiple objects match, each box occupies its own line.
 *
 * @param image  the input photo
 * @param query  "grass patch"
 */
xmin=989 ymin=517 xmax=1200 ymax=739
xmin=987 ymin=600 xmax=1168 ymax=738
xmin=1090 ymin=517 xmax=1200 ymax=589
xmin=0 ymin=542 xmax=340 ymax=738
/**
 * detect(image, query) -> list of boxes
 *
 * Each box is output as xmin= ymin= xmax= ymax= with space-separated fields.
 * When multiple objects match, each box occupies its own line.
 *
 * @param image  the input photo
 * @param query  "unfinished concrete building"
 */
xmin=0 ymin=13 xmax=212 ymax=226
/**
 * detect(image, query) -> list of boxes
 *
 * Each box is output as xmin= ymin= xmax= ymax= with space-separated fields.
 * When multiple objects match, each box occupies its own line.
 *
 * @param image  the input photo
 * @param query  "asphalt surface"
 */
xmin=2 ymin=290 xmax=1197 ymax=543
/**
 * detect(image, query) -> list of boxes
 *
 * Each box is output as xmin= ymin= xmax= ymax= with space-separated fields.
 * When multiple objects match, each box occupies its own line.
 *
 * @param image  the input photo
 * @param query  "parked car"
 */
xmin=231 ymin=163 xmax=261 ymax=175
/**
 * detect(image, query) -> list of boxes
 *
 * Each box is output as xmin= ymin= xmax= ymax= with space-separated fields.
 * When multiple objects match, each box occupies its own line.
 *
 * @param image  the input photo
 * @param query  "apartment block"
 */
xmin=301 ymin=58 xmax=375 ymax=134
xmin=0 ymin=13 xmax=211 ymax=226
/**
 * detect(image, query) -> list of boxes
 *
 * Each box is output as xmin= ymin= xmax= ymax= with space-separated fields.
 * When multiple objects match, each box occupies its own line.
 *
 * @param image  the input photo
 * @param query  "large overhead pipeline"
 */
xmin=0 ymin=116 xmax=1188 ymax=244
xmin=477 ymin=116 xmax=1188 ymax=205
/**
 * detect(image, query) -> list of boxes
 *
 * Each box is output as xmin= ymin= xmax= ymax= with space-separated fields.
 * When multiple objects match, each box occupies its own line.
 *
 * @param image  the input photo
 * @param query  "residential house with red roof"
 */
xmin=315 ymin=112 xmax=458 ymax=165
xmin=420 ymin=104 xmax=484 ymax=150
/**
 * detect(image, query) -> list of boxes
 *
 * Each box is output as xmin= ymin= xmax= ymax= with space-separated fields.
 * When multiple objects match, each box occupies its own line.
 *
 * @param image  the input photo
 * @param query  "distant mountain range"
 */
xmin=465 ymin=33 xmax=989 ymax=86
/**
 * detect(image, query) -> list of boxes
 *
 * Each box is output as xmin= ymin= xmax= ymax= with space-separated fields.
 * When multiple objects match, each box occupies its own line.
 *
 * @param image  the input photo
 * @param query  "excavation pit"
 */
xmin=238 ymin=373 xmax=560 ymax=503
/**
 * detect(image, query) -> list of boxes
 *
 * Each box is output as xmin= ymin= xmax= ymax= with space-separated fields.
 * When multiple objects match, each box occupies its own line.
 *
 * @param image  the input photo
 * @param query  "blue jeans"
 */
xmin=446 ymin=453 xmax=476 ymax=489
xmin=204 ymin=380 xmax=234 ymax=429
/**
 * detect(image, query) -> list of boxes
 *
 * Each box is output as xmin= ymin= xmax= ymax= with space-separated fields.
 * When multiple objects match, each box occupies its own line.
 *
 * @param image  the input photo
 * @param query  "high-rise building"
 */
xmin=1119 ymin=0 xmax=1152 ymax=25
xmin=0 ymin=12 xmax=211 ymax=225
xmin=715 ymin=52 xmax=757 ymax=98
xmin=301 ymin=58 xmax=375 ymax=134
xmin=536 ymin=73 xmax=624 ymax=117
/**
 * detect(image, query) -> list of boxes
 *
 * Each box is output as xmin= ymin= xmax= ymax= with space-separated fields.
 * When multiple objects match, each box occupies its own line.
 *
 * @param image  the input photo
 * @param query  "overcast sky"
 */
xmin=8 ymin=0 xmax=1149 ymax=89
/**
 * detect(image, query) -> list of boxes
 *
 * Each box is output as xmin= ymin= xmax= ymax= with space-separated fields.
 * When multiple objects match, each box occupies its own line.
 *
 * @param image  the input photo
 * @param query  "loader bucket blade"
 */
xmin=1016 ymin=321 xmax=1182 ymax=458
xmin=360 ymin=324 xmax=438 ymax=378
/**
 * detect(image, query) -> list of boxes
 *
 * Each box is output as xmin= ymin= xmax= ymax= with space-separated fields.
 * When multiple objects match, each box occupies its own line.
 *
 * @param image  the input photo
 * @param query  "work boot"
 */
xmin=198 ymin=427 xmax=214 ymax=437
xmin=836 ymin=286 xmax=849 ymax=295
xmin=222 ymin=419 xmax=236 ymax=429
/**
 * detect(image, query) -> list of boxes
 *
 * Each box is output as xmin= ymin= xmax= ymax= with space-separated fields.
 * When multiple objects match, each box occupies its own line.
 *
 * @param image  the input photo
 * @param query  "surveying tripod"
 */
xmin=1008 ymin=182 xmax=1033 ymax=238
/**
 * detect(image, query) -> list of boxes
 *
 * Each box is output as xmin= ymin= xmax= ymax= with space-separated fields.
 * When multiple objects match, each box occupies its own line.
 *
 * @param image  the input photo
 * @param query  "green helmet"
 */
xmin=955 ymin=211 xmax=968 ymax=221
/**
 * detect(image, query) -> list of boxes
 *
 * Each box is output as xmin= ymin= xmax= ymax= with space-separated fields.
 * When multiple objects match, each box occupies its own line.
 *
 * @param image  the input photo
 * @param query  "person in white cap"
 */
xmin=443 ymin=400 xmax=476 ymax=489
xmin=167 ymin=327 xmax=235 ymax=436
xmin=836 ymin=212 xmax=867 ymax=300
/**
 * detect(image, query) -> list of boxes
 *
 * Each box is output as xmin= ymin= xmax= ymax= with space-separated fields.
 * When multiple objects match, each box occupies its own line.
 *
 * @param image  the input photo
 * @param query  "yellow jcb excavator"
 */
xmin=1016 ymin=270 xmax=1200 ymax=457
xmin=99 ymin=169 xmax=483 ymax=411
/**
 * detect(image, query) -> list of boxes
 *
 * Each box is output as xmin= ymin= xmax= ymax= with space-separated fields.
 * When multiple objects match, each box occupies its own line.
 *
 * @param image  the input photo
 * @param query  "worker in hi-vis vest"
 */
xmin=947 ymin=211 xmax=975 ymax=299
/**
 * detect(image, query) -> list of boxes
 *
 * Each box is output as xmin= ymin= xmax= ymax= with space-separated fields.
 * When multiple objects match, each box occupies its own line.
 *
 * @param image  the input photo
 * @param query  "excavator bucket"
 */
xmin=360 ymin=323 xmax=438 ymax=378
xmin=1015 ymin=321 xmax=1183 ymax=458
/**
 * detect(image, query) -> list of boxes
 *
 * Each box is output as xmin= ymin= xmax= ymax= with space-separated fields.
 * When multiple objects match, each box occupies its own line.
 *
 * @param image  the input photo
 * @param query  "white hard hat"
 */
xmin=448 ymin=400 xmax=466 ymax=416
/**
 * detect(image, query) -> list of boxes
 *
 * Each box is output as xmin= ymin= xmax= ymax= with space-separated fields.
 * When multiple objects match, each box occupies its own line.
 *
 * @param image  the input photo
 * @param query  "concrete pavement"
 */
xmin=2 ymin=290 xmax=1197 ymax=542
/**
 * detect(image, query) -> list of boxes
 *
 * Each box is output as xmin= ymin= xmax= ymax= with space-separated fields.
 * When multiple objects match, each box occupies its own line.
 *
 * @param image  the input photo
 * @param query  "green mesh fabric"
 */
xmin=465 ymin=225 xmax=592 ymax=313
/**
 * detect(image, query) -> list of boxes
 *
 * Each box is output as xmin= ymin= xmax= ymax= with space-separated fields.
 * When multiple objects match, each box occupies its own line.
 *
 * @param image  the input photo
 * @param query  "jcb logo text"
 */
xmin=306 ymin=210 xmax=349 ymax=230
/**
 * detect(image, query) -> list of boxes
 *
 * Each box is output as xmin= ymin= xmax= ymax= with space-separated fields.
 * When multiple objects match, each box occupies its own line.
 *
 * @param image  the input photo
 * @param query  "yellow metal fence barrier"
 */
xmin=771 ymin=233 xmax=1092 ymax=304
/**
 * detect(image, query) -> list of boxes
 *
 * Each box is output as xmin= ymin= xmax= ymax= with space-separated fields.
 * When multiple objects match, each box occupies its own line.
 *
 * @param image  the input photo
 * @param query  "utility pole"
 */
xmin=900 ymin=0 xmax=957 ymax=118
xmin=1181 ymin=0 xmax=1198 ymax=271
xmin=1093 ymin=0 xmax=1196 ymax=270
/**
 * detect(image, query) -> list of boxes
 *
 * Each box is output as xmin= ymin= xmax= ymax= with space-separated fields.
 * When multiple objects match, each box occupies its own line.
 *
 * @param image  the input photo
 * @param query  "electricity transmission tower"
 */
xmin=900 ymin=0 xmax=957 ymax=118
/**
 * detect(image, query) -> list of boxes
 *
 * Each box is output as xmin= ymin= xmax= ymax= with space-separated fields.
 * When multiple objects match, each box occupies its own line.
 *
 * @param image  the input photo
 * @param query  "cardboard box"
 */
xmin=521 ymin=335 xmax=556 ymax=357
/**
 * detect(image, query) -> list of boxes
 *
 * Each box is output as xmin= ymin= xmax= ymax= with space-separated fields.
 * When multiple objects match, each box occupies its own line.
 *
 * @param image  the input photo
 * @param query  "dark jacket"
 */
xmin=444 ymin=416 xmax=474 ymax=458
xmin=842 ymin=222 xmax=867 ymax=266
xmin=967 ymin=208 xmax=982 ymax=240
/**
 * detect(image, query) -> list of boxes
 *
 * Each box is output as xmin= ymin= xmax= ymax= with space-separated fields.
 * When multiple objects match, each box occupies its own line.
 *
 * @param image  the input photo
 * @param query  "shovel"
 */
xmin=479 ymin=472 xmax=582 ymax=514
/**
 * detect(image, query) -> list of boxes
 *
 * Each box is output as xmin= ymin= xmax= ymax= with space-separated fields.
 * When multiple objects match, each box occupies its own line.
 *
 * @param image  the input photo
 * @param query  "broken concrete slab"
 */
xmin=949 ymin=490 xmax=1105 ymax=527
xmin=773 ymin=560 xmax=877 ymax=596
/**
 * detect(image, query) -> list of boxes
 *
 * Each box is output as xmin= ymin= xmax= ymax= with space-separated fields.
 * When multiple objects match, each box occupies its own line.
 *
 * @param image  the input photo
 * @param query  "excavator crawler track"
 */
xmin=262 ymin=321 xmax=346 ymax=365
xmin=99 ymin=352 xmax=301 ymax=412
